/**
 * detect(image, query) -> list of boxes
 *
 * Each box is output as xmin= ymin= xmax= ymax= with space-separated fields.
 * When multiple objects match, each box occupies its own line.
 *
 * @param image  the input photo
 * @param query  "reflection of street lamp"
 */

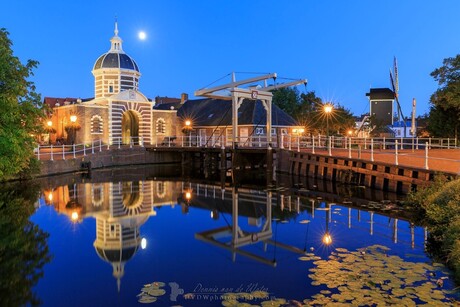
xmin=322 ymin=203 xmax=332 ymax=245
xmin=70 ymin=115 xmax=77 ymax=123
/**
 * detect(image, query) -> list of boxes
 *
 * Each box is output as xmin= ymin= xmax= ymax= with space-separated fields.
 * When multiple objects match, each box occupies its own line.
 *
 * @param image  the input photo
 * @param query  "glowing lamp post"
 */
xmin=184 ymin=120 xmax=192 ymax=146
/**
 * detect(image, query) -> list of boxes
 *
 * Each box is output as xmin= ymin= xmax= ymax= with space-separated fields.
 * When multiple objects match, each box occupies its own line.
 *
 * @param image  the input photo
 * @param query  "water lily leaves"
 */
xmin=138 ymin=280 xmax=167 ymax=303
xmin=250 ymin=290 xmax=269 ymax=299
xmin=306 ymin=245 xmax=454 ymax=305
xmin=260 ymin=298 xmax=286 ymax=306
xmin=147 ymin=288 xmax=166 ymax=296
xmin=138 ymin=296 xmax=157 ymax=303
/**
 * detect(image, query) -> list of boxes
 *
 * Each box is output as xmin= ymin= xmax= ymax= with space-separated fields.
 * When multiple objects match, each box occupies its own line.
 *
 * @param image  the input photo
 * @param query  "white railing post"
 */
xmin=312 ymin=136 xmax=315 ymax=154
xmin=448 ymin=138 xmax=450 ymax=149
xmin=348 ymin=137 xmax=352 ymax=158
xmin=416 ymin=137 xmax=419 ymax=150
xmin=289 ymin=135 xmax=292 ymax=150
xmin=37 ymin=145 xmax=40 ymax=160
xmin=83 ymin=143 xmax=86 ymax=156
xmin=181 ymin=136 xmax=184 ymax=147
xmin=130 ymin=138 xmax=133 ymax=149
xmin=383 ymin=137 xmax=386 ymax=150
xmin=297 ymin=136 xmax=300 ymax=152
xmin=395 ymin=140 xmax=399 ymax=166
xmin=92 ymin=141 xmax=95 ymax=154
xmin=100 ymin=139 xmax=102 ymax=152
xmin=364 ymin=137 xmax=367 ymax=150
xmin=400 ymin=137 xmax=403 ymax=150
xmin=370 ymin=139 xmax=374 ymax=162
xmin=118 ymin=138 xmax=121 ymax=149
xmin=62 ymin=144 xmax=65 ymax=160
xmin=280 ymin=134 xmax=284 ymax=149
xmin=73 ymin=144 xmax=76 ymax=159
xmin=425 ymin=142 xmax=429 ymax=170
xmin=429 ymin=137 xmax=432 ymax=149
xmin=328 ymin=136 xmax=332 ymax=156
xmin=50 ymin=145 xmax=54 ymax=161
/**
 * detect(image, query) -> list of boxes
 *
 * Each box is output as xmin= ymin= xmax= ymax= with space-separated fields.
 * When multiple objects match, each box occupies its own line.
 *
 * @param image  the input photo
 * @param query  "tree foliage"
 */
xmin=428 ymin=54 xmax=460 ymax=139
xmin=0 ymin=28 xmax=46 ymax=180
xmin=0 ymin=181 xmax=52 ymax=306
xmin=272 ymin=88 xmax=355 ymax=136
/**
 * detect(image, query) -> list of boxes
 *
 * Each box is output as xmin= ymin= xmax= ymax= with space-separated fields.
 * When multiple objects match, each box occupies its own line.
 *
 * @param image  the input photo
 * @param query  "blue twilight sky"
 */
xmin=2 ymin=1 xmax=460 ymax=116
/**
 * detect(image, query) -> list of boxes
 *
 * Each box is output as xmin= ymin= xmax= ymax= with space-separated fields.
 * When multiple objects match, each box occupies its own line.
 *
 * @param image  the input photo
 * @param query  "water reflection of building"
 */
xmin=43 ymin=180 xmax=182 ymax=290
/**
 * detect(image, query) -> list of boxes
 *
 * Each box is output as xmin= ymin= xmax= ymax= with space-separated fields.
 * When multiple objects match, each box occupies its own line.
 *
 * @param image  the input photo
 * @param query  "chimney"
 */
xmin=181 ymin=93 xmax=188 ymax=103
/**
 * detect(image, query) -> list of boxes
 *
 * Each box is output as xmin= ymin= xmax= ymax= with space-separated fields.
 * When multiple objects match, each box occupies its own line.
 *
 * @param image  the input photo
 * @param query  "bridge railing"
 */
xmin=280 ymin=135 xmax=460 ymax=172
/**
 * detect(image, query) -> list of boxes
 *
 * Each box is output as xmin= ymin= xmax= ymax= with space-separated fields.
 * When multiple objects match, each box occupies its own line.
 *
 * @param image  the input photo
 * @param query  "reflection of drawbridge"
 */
xmin=195 ymin=187 xmax=306 ymax=267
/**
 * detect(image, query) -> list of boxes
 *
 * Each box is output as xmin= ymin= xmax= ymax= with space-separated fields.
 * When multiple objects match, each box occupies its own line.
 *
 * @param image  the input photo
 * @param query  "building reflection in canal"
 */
xmin=41 ymin=177 xmax=425 ymax=291
xmin=42 ymin=180 xmax=182 ymax=291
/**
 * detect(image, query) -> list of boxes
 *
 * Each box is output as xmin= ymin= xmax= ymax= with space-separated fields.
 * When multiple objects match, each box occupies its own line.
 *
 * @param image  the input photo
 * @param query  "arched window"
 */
xmin=91 ymin=184 xmax=104 ymax=207
xmin=91 ymin=115 xmax=103 ymax=134
xmin=156 ymin=182 xmax=166 ymax=199
xmin=156 ymin=118 xmax=166 ymax=134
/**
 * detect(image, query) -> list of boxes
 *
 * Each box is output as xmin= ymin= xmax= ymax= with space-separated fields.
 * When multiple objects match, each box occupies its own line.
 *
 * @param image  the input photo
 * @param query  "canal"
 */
xmin=1 ymin=165 xmax=458 ymax=306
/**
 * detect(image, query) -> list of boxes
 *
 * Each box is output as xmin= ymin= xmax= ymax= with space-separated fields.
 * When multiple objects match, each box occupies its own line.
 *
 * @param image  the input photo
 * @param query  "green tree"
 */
xmin=428 ymin=54 xmax=460 ymax=139
xmin=272 ymin=87 xmax=301 ymax=117
xmin=0 ymin=28 xmax=45 ymax=180
xmin=0 ymin=181 xmax=52 ymax=306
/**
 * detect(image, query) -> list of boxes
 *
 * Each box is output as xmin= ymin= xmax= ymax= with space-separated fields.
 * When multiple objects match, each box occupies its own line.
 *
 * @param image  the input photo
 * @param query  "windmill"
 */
xmin=389 ymin=57 xmax=408 ymax=136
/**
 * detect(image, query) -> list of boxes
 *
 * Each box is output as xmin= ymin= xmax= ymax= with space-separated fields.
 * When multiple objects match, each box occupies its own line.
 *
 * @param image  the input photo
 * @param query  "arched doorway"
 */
xmin=122 ymin=110 xmax=139 ymax=145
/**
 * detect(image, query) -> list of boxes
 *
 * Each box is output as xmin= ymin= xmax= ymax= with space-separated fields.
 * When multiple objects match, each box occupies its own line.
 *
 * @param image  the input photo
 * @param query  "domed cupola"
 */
xmin=92 ymin=21 xmax=141 ymax=99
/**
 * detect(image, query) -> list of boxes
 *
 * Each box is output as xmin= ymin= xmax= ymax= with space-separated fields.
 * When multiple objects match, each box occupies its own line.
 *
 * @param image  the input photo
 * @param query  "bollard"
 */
xmin=73 ymin=144 xmax=76 ymax=159
xmin=50 ymin=144 xmax=54 ymax=161
xmin=371 ymin=139 xmax=374 ymax=162
xmin=312 ymin=136 xmax=315 ymax=154
xmin=328 ymin=136 xmax=332 ymax=156
xmin=348 ymin=137 xmax=352 ymax=159
xmin=395 ymin=140 xmax=399 ymax=166
xmin=425 ymin=142 xmax=429 ymax=170
xmin=62 ymin=144 xmax=65 ymax=160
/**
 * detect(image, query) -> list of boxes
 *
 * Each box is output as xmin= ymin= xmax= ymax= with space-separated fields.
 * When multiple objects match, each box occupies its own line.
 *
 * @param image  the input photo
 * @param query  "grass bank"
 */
xmin=406 ymin=176 xmax=460 ymax=285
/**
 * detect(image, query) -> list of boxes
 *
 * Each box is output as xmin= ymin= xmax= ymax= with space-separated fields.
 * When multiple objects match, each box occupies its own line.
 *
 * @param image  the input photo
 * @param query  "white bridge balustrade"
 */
xmin=34 ymin=136 xmax=460 ymax=174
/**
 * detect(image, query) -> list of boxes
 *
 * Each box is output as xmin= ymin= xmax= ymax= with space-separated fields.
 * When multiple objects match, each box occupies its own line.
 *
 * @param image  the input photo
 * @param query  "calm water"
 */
xmin=2 ymin=166 xmax=458 ymax=306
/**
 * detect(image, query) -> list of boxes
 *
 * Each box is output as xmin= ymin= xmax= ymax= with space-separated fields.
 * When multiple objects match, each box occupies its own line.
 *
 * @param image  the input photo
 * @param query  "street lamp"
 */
xmin=70 ymin=115 xmax=77 ymax=123
xmin=46 ymin=120 xmax=54 ymax=144
xmin=323 ymin=104 xmax=333 ymax=136
xmin=184 ymin=119 xmax=192 ymax=146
